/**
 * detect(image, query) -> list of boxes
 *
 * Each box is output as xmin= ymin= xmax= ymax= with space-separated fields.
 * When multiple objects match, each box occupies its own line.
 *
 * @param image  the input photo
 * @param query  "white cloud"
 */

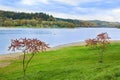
xmin=110 ymin=8 xmax=120 ymax=21
xmin=0 ymin=5 xmax=36 ymax=12
xmin=0 ymin=5 xmax=21 ymax=12
xmin=0 ymin=3 xmax=120 ymax=22
xmin=54 ymin=0 xmax=101 ymax=6
xmin=46 ymin=8 xmax=120 ymax=22
xmin=19 ymin=0 xmax=101 ymax=6
xmin=112 ymin=8 xmax=120 ymax=13
xmin=20 ymin=0 xmax=49 ymax=5
xmin=75 ymin=7 xmax=98 ymax=13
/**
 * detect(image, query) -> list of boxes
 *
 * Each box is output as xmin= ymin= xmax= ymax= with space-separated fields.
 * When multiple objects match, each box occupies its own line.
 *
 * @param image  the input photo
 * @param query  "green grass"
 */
xmin=0 ymin=43 xmax=120 ymax=80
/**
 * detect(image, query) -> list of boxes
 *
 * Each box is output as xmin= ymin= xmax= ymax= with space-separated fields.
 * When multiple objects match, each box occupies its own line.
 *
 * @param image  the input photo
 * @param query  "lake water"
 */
xmin=0 ymin=28 xmax=120 ymax=54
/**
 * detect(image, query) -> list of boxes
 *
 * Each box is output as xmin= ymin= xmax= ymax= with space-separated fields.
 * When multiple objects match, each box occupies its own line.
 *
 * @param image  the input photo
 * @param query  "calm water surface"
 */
xmin=0 ymin=28 xmax=120 ymax=54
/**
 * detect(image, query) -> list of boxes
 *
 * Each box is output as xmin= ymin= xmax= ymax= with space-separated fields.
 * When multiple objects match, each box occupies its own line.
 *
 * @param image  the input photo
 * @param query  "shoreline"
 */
xmin=0 ymin=40 xmax=120 ymax=60
xmin=0 ymin=40 xmax=120 ymax=67
xmin=49 ymin=41 xmax=86 ymax=51
xmin=0 ymin=41 xmax=86 ymax=61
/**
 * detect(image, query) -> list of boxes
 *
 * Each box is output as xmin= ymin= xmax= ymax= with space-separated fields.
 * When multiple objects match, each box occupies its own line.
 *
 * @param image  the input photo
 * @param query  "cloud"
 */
xmin=112 ymin=8 xmax=120 ymax=13
xmin=0 ymin=0 xmax=120 ymax=22
xmin=110 ymin=8 xmax=120 ymax=21
xmin=0 ymin=5 xmax=16 ymax=11
xmin=54 ymin=0 xmax=101 ymax=6
xmin=20 ymin=0 xmax=49 ymax=5
xmin=1 ymin=4 xmax=120 ymax=22
xmin=47 ymin=8 xmax=120 ymax=22
xmin=0 ymin=5 xmax=37 ymax=12
xmin=19 ymin=0 xmax=101 ymax=6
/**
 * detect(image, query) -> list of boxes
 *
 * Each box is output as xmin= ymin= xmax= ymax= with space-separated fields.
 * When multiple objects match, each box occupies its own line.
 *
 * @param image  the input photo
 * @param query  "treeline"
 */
xmin=0 ymin=10 xmax=119 ymax=28
xmin=0 ymin=10 xmax=75 ymax=28
xmin=0 ymin=18 xmax=75 ymax=28
xmin=116 ymin=25 xmax=120 ymax=28
xmin=56 ymin=18 xmax=120 ymax=27
xmin=0 ymin=10 xmax=55 ymax=21
xmin=56 ymin=18 xmax=97 ymax=27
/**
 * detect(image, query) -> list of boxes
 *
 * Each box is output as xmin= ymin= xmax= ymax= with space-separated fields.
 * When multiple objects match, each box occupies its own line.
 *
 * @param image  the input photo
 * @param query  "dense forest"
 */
xmin=0 ymin=10 xmax=120 ymax=28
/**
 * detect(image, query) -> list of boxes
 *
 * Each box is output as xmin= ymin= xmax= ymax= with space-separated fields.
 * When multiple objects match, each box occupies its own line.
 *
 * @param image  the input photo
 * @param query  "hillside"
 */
xmin=89 ymin=20 xmax=120 ymax=27
xmin=56 ymin=18 xmax=120 ymax=27
xmin=0 ymin=42 xmax=120 ymax=80
xmin=0 ymin=10 xmax=120 ymax=28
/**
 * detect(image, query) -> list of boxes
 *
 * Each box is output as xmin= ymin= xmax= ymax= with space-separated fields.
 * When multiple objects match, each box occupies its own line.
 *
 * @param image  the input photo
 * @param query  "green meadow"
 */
xmin=0 ymin=42 xmax=120 ymax=80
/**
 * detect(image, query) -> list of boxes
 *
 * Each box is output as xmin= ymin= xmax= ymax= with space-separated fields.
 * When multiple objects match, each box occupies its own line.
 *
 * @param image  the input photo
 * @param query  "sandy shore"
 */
xmin=0 ymin=42 xmax=85 ymax=64
xmin=0 ymin=40 xmax=120 ymax=67
xmin=0 ymin=41 xmax=86 ymax=61
xmin=49 ymin=40 xmax=120 ymax=50
xmin=0 ymin=52 xmax=22 ymax=60
xmin=48 ymin=41 xmax=86 ymax=51
xmin=0 ymin=52 xmax=22 ymax=67
xmin=1 ymin=40 xmax=120 ymax=59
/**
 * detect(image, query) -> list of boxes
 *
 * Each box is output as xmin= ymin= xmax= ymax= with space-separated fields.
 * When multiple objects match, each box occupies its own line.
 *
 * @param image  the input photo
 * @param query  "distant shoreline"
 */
xmin=0 ymin=27 xmax=119 ymax=29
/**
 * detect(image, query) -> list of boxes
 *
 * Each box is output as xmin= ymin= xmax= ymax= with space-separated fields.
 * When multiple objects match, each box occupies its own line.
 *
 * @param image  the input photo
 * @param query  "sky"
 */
xmin=0 ymin=0 xmax=120 ymax=22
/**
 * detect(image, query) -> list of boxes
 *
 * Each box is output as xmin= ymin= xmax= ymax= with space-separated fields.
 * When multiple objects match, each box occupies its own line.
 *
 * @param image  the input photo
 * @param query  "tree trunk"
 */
xmin=23 ymin=51 xmax=26 ymax=76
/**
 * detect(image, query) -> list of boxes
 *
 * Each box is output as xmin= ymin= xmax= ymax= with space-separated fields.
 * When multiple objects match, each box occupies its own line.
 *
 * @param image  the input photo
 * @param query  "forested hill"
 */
xmin=56 ymin=18 xmax=120 ymax=28
xmin=0 ymin=10 xmax=120 ymax=28
xmin=0 ymin=10 xmax=55 ymax=21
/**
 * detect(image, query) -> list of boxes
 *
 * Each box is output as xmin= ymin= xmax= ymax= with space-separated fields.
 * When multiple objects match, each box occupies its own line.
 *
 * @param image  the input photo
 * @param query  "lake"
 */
xmin=0 ymin=28 xmax=120 ymax=54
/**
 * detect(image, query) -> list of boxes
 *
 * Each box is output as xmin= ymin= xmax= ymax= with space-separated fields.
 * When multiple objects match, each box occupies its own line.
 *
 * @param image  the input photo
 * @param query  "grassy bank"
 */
xmin=0 ymin=43 xmax=120 ymax=80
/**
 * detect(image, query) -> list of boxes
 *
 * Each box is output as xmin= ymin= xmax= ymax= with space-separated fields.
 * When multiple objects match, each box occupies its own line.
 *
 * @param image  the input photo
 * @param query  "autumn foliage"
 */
xmin=8 ymin=38 xmax=50 ymax=76
xmin=8 ymin=38 xmax=49 ymax=53
xmin=85 ymin=32 xmax=110 ymax=63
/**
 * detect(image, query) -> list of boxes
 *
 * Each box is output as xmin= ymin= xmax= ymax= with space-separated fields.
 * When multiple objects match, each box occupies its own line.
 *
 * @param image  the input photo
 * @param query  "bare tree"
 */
xmin=8 ymin=38 xmax=50 ymax=76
